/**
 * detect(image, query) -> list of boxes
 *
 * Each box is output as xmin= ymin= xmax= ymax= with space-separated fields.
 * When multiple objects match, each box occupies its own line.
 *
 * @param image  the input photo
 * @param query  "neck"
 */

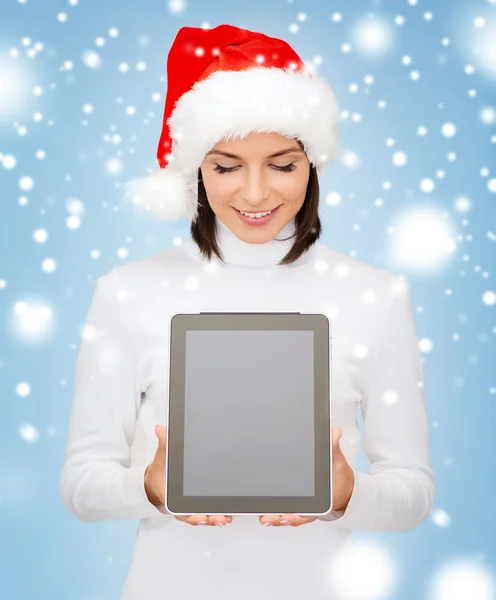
xmin=214 ymin=217 xmax=299 ymax=267
xmin=181 ymin=216 xmax=318 ymax=268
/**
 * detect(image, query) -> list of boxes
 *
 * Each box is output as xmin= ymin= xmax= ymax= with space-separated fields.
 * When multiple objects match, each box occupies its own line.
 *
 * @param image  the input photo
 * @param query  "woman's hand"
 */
xmin=144 ymin=424 xmax=233 ymax=526
xmin=174 ymin=514 xmax=233 ymax=526
xmin=259 ymin=426 xmax=355 ymax=527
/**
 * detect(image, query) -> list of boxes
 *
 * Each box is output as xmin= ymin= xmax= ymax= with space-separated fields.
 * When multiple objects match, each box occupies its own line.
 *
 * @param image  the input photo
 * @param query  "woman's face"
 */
xmin=200 ymin=132 xmax=311 ymax=244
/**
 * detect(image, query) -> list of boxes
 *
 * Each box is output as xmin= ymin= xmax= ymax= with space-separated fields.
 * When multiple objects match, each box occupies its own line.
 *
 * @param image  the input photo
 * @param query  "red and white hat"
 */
xmin=123 ymin=24 xmax=339 ymax=221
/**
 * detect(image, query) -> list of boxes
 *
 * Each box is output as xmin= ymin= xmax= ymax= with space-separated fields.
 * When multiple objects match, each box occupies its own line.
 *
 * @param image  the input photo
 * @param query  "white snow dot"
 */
xmin=2 ymin=155 xmax=16 ymax=169
xmin=57 ymin=12 xmax=68 ymax=22
xmin=66 ymin=197 xmax=86 ymax=216
xmin=341 ymin=150 xmax=361 ymax=169
xmin=326 ymin=192 xmax=342 ymax=207
xmin=105 ymin=157 xmax=123 ymax=175
xmin=424 ymin=11 xmax=433 ymax=21
xmin=483 ymin=291 xmax=496 ymax=306
xmin=362 ymin=290 xmax=376 ymax=305
xmin=108 ymin=27 xmax=119 ymax=37
xmin=417 ymin=126 xmax=427 ymax=136
xmin=454 ymin=196 xmax=472 ymax=214
xmin=402 ymin=55 xmax=412 ymax=65
xmin=126 ymin=105 xmax=136 ymax=116
xmin=353 ymin=344 xmax=369 ymax=359
xmin=474 ymin=17 xmax=486 ymax=28
xmin=168 ymin=0 xmax=186 ymax=14
xmin=289 ymin=24 xmax=299 ymax=34
xmin=81 ymin=49 xmax=102 ymax=69
xmin=185 ymin=276 xmax=200 ymax=291
xmin=16 ymin=382 xmax=31 ymax=397
xmin=431 ymin=508 xmax=451 ymax=528
xmin=194 ymin=47 xmax=205 ymax=57
xmin=327 ymin=540 xmax=398 ymax=599
xmin=383 ymin=390 xmax=398 ymax=405
xmin=430 ymin=561 xmax=496 ymax=600
xmin=332 ymin=12 xmax=342 ymax=23
xmin=41 ymin=258 xmax=56 ymax=273
xmin=352 ymin=17 xmax=393 ymax=57
xmin=419 ymin=338 xmax=433 ymax=353
xmin=335 ymin=263 xmax=350 ymax=277
xmin=19 ymin=176 xmax=34 ymax=191
xmin=395 ymin=16 xmax=405 ymax=25
xmin=82 ymin=103 xmax=93 ymax=114
xmin=33 ymin=229 xmax=48 ymax=243
xmin=441 ymin=123 xmax=456 ymax=137
xmin=410 ymin=70 xmax=420 ymax=81
xmin=420 ymin=178 xmax=435 ymax=193
xmin=33 ymin=85 xmax=43 ymax=96
xmin=363 ymin=74 xmax=374 ymax=85
xmin=341 ymin=43 xmax=352 ymax=53
xmin=393 ymin=151 xmax=407 ymax=166
xmin=19 ymin=423 xmax=39 ymax=443
xmin=95 ymin=37 xmax=105 ymax=47
xmin=118 ymin=62 xmax=129 ymax=73
xmin=480 ymin=107 xmax=496 ymax=125
xmin=0 ymin=279 xmax=6 ymax=289
xmin=66 ymin=215 xmax=81 ymax=229
xmin=152 ymin=92 xmax=161 ymax=102
xmin=90 ymin=249 xmax=101 ymax=259
xmin=314 ymin=260 xmax=329 ymax=274
xmin=465 ymin=64 xmax=475 ymax=75
xmin=297 ymin=12 xmax=307 ymax=22
xmin=117 ymin=248 xmax=129 ymax=259
xmin=136 ymin=61 xmax=147 ymax=71
xmin=487 ymin=179 xmax=496 ymax=193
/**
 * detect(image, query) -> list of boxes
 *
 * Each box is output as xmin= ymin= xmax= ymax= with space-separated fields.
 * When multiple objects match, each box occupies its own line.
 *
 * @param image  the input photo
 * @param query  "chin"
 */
xmin=231 ymin=219 xmax=283 ymax=244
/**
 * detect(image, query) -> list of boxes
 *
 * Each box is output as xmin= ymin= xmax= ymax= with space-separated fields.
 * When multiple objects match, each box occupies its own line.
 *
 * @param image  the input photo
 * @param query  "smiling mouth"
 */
xmin=234 ymin=205 xmax=281 ymax=215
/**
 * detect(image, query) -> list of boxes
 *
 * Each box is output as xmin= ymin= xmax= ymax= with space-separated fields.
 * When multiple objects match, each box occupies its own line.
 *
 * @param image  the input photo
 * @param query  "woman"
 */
xmin=59 ymin=24 xmax=435 ymax=599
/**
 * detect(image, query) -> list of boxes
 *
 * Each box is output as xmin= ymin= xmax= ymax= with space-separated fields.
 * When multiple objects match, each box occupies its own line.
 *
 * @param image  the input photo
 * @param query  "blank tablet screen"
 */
xmin=183 ymin=330 xmax=315 ymax=497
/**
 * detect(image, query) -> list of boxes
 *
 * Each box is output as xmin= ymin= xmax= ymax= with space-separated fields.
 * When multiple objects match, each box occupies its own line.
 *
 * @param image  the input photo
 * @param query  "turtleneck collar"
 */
xmin=181 ymin=216 xmax=317 ymax=268
xmin=214 ymin=217 xmax=298 ymax=267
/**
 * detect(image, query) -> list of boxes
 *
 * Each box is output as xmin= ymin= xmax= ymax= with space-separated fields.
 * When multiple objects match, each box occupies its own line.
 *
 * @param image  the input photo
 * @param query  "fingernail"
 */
xmin=199 ymin=520 xmax=208 ymax=524
xmin=215 ymin=522 xmax=225 ymax=526
xmin=280 ymin=520 xmax=290 ymax=525
xmin=263 ymin=522 xmax=273 ymax=526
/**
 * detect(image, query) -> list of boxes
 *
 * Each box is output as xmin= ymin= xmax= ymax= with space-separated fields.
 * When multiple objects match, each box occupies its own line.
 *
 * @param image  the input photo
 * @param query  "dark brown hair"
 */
xmin=190 ymin=140 xmax=322 ymax=265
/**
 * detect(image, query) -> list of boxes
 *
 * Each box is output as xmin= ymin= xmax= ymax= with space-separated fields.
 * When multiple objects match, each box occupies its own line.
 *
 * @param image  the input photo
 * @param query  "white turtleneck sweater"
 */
xmin=59 ymin=217 xmax=435 ymax=600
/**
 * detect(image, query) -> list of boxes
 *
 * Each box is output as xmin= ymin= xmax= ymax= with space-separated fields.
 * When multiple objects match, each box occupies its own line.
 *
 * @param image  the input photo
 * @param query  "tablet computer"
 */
xmin=165 ymin=312 xmax=332 ymax=517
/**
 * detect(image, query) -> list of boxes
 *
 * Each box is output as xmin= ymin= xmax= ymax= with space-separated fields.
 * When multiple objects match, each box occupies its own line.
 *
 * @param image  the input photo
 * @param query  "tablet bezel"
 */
xmin=165 ymin=312 xmax=332 ymax=516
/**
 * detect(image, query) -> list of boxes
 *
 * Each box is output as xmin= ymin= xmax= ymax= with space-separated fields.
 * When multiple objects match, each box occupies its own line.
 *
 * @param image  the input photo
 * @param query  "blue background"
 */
xmin=1 ymin=0 xmax=495 ymax=598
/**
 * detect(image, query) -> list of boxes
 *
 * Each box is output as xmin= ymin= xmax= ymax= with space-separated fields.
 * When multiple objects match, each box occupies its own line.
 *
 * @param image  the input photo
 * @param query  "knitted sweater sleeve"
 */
xmin=319 ymin=277 xmax=436 ymax=530
xmin=59 ymin=268 xmax=165 ymax=522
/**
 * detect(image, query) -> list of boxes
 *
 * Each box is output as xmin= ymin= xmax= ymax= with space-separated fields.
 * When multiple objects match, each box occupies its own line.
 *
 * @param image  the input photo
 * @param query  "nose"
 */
xmin=240 ymin=170 xmax=270 ymax=207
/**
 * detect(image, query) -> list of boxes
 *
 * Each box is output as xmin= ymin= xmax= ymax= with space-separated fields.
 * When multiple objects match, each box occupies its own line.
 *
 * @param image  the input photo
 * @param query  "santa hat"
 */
xmin=123 ymin=24 xmax=339 ymax=222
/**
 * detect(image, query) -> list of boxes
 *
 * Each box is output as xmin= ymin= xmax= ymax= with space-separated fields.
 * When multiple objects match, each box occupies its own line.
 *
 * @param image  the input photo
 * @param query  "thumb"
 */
xmin=332 ymin=426 xmax=343 ymax=449
xmin=154 ymin=424 xmax=167 ymax=463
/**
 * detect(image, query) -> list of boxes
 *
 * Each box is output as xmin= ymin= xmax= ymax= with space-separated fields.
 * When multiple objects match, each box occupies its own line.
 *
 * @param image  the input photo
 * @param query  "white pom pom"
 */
xmin=121 ymin=167 xmax=199 ymax=221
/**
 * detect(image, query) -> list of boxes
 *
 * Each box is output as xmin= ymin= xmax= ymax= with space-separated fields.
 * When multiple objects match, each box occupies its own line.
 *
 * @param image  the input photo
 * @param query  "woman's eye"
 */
xmin=213 ymin=163 xmax=297 ymax=174
xmin=214 ymin=165 xmax=237 ymax=174
xmin=273 ymin=163 xmax=297 ymax=172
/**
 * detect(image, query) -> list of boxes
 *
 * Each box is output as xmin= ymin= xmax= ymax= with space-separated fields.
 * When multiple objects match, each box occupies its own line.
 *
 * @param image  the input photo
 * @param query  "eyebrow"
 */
xmin=205 ymin=147 xmax=304 ymax=160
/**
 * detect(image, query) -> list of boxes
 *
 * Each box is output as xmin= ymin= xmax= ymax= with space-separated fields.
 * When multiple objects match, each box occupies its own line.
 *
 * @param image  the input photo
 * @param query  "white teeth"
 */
xmin=240 ymin=209 xmax=272 ymax=218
